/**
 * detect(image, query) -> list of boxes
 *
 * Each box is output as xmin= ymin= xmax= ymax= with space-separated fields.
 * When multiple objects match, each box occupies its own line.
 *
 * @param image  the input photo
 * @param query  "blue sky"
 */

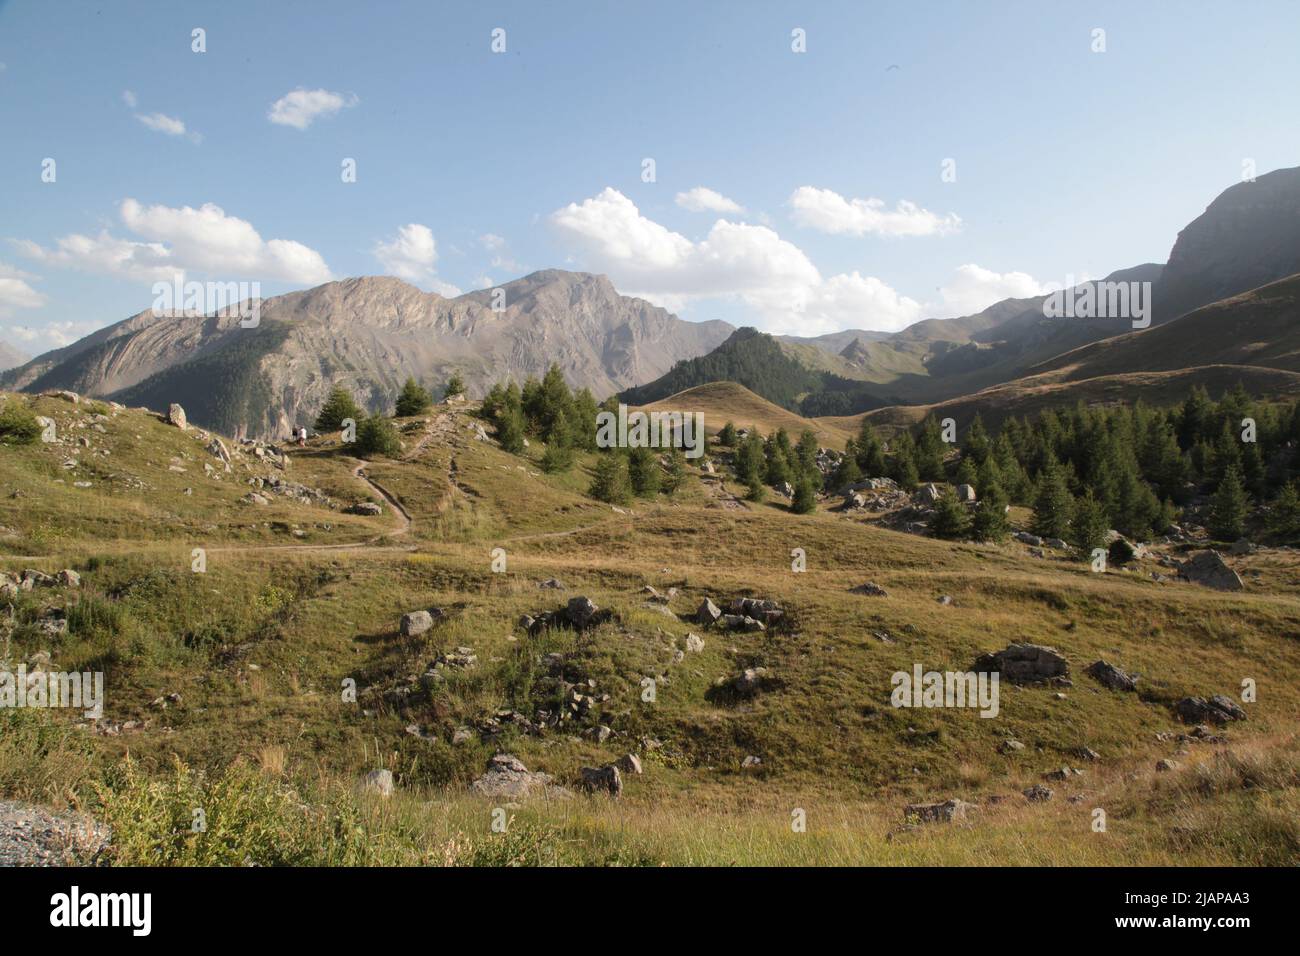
xmin=2 ymin=0 xmax=1298 ymax=354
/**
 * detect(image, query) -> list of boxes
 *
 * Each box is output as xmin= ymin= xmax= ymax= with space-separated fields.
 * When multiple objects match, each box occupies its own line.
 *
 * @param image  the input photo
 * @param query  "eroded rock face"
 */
xmin=1178 ymin=550 xmax=1243 ymax=591
xmin=1175 ymin=695 xmax=1247 ymax=725
xmin=973 ymin=643 xmax=1069 ymax=685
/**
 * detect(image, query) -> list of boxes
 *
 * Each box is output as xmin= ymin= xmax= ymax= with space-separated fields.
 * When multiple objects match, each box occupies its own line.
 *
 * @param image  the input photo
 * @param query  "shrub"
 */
xmin=0 ymin=401 xmax=42 ymax=444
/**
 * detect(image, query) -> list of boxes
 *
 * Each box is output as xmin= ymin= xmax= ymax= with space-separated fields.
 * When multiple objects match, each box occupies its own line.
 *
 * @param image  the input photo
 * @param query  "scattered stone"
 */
xmin=741 ymin=755 xmax=763 ymax=768
xmin=538 ymin=578 xmax=566 ymax=590
xmin=1013 ymin=531 xmax=1042 ymax=546
xmin=1043 ymin=766 xmax=1084 ymax=781
xmin=1086 ymin=659 xmax=1138 ymax=692
xmin=729 ymin=667 xmax=772 ymax=697
xmin=1073 ymin=747 xmax=1101 ymax=762
xmin=1155 ymin=759 xmax=1180 ymax=772
xmin=1023 ymin=784 xmax=1053 ymax=802
xmin=999 ymin=739 xmax=1025 ymax=754
xmin=684 ymin=632 xmax=705 ymax=653
xmin=936 ymin=594 xmax=953 ymax=606
xmin=566 ymin=596 xmax=600 ymax=628
xmin=345 ymin=501 xmax=383 ymax=516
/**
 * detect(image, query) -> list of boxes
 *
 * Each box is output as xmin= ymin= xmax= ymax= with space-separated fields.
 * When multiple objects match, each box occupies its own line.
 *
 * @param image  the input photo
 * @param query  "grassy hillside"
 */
xmin=2 ymin=388 xmax=1298 ymax=866
xmin=634 ymin=382 xmax=853 ymax=447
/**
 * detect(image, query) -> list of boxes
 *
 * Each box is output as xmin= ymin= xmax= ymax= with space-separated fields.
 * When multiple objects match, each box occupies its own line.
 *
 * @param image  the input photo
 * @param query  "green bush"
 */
xmin=0 ymin=401 xmax=43 ymax=444
xmin=349 ymin=414 xmax=401 ymax=458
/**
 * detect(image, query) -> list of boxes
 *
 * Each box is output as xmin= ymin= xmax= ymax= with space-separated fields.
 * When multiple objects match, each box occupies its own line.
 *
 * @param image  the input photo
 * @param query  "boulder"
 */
xmin=730 ymin=667 xmax=771 ymax=696
xmin=695 ymin=598 xmax=722 ymax=625
xmin=166 ymin=403 xmax=188 ymax=430
xmin=1178 ymin=550 xmax=1243 ymax=591
xmin=904 ymin=798 xmax=975 ymax=824
xmin=1175 ymin=695 xmax=1246 ymax=725
xmin=579 ymin=764 xmax=623 ymax=797
xmin=55 ymin=569 xmax=81 ymax=588
xmin=205 ymin=437 xmax=232 ymax=470
xmin=566 ymin=596 xmax=600 ymax=628
xmin=359 ymin=769 xmax=394 ymax=798
xmin=537 ymin=578 xmax=566 ymax=590
xmin=684 ymin=632 xmax=705 ymax=653
xmin=470 ymin=754 xmax=561 ymax=799
xmin=345 ymin=501 xmax=383 ymax=516
xmin=850 ymin=582 xmax=888 ymax=597
xmin=1023 ymin=784 xmax=1053 ymax=802
xmin=36 ymin=416 xmax=57 ymax=442
xmin=614 ymin=754 xmax=643 ymax=775
xmin=1229 ymin=538 xmax=1255 ymax=556
xmin=973 ymin=642 xmax=1069 ymax=684
xmin=955 ymin=484 xmax=977 ymax=503
xmin=915 ymin=483 xmax=943 ymax=505
xmin=400 ymin=610 xmax=435 ymax=637
xmin=1012 ymin=531 xmax=1042 ymax=547
xmin=1086 ymin=659 xmax=1138 ymax=692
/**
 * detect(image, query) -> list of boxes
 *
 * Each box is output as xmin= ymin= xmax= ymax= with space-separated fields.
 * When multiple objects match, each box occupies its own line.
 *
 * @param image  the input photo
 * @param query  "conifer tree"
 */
xmin=315 ymin=385 xmax=361 ymax=431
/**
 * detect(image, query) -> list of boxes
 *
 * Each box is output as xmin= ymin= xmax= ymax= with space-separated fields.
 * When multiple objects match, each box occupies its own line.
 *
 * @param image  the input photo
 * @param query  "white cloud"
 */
xmin=135 ymin=112 xmax=201 ymax=143
xmin=16 ymin=200 xmax=332 ymax=285
xmin=936 ymin=263 xmax=1050 ymax=316
xmin=551 ymin=187 xmax=919 ymax=334
xmin=122 ymin=89 xmax=138 ymax=108
xmin=373 ymin=223 xmax=437 ymax=282
xmin=675 ymin=187 xmax=744 ymax=214
xmin=268 ymin=88 xmax=358 ymax=130
xmin=4 ymin=319 xmax=104 ymax=350
xmin=789 ymin=186 xmax=961 ymax=237
xmin=0 ymin=277 xmax=47 ymax=310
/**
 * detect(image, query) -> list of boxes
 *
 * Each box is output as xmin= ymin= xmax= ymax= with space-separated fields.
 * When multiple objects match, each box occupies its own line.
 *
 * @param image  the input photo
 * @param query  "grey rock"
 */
xmin=1086 ymin=659 xmax=1138 ymax=692
xmin=905 ymin=798 xmax=975 ymax=823
xmin=1178 ymin=550 xmax=1243 ymax=591
xmin=579 ymin=764 xmax=623 ymax=797
xmin=973 ymin=642 xmax=1069 ymax=684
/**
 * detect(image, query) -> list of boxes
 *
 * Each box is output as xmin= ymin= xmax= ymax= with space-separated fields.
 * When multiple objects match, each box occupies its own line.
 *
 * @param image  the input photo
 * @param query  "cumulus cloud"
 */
xmin=268 ymin=88 xmax=358 ymax=129
xmin=4 ymin=319 xmax=104 ymax=350
xmin=674 ymin=187 xmax=744 ymax=214
xmin=789 ymin=186 xmax=961 ymax=237
xmin=16 ymin=199 xmax=332 ymax=285
xmin=551 ymin=187 xmax=921 ymax=334
xmin=936 ymin=263 xmax=1050 ymax=317
xmin=479 ymin=233 xmax=520 ymax=273
xmin=135 ymin=112 xmax=187 ymax=137
xmin=373 ymin=223 xmax=437 ymax=282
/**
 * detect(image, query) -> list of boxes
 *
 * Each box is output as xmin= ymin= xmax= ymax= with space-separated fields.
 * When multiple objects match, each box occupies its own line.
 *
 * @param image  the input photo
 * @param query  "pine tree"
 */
xmin=1069 ymin=491 xmax=1110 ymax=557
xmin=719 ymin=422 xmax=738 ymax=447
xmin=1032 ymin=457 xmax=1074 ymax=540
xmin=1209 ymin=464 xmax=1249 ymax=540
xmin=1268 ymin=481 xmax=1300 ymax=542
xmin=444 ymin=372 xmax=466 ymax=398
xmin=930 ymin=488 xmax=972 ymax=539
xmin=856 ymin=422 xmax=888 ymax=476
xmin=628 ymin=446 xmax=662 ymax=497
xmin=394 ymin=377 xmax=432 ymax=417
xmin=662 ymin=448 xmax=687 ymax=495
xmin=349 ymin=414 xmax=401 ymax=459
xmin=790 ymin=475 xmax=818 ymax=514
xmin=496 ymin=404 xmax=526 ymax=454
xmin=971 ymin=482 xmax=1010 ymax=542
xmin=589 ymin=453 xmax=631 ymax=505
xmin=314 ymin=385 xmax=361 ymax=431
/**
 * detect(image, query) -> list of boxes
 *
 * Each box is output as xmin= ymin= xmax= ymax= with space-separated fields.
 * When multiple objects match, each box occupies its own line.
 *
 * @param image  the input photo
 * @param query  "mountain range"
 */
xmin=6 ymin=165 xmax=1300 ymax=438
